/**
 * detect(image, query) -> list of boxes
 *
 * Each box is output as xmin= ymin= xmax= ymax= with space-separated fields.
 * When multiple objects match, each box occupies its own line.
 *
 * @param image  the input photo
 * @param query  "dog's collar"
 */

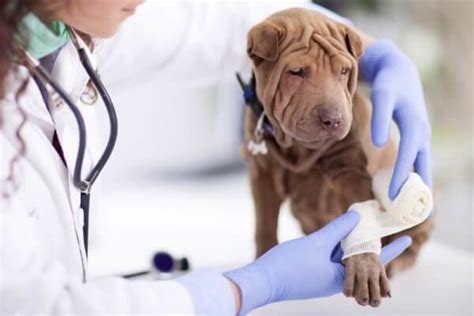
xmin=236 ymin=72 xmax=274 ymax=135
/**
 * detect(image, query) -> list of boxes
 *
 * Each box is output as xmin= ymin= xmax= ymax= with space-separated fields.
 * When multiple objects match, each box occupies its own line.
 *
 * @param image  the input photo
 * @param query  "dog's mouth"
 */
xmin=272 ymin=95 xmax=352 ymax=146
xmin=277 ymin=115 xmax=350 ymax=147
xmin=276 ymin=121 xmax=329 ymax=149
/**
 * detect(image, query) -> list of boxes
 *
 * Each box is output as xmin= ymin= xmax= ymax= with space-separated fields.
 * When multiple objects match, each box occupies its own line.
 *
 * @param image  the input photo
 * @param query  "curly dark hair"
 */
xmin=0 ymin=0 xmax=65 ymax=197
xmin=0 ymin=0 xmax=34 ymax=198
xmin=0 ymin=1 xmax=92 ymax=198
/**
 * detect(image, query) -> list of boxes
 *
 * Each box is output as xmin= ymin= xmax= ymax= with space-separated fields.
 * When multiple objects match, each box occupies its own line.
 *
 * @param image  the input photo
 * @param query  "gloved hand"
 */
xmin=225 ymin=211 xmax=412 ymax=315
xmin=359 ymin=39 xmax=432 ymax=199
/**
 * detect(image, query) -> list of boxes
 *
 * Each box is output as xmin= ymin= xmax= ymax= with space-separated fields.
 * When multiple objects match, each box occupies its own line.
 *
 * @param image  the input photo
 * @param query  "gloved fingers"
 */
xmin=380 ymin=236 xmax=412 ymax=265
xmin=370 ymin=86 xmax=395 ymax=147
xmin=389 ymin=117 xmax=419 ymax=199
xmin=414 ymin=146 xmax=433 ymax=188
xmin=311 ymin=211 xmax=359 ymax=248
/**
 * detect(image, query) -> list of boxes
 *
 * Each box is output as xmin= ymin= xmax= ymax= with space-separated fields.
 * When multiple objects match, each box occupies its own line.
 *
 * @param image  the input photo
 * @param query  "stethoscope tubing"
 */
xmin=20 ymin=28 xmax=119 ymax=257
xmin=18 ymin=30 xmax=194 ymax=275
xmin=70 ymin=30 xmax=118 ymax=192
xmin=27 ymin=57 xmax=89 ymax=191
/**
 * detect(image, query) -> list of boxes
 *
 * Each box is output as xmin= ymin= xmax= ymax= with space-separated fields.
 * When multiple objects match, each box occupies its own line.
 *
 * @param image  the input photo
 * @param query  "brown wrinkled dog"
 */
xmin=243 ymin=8 xmax=434 ymax=307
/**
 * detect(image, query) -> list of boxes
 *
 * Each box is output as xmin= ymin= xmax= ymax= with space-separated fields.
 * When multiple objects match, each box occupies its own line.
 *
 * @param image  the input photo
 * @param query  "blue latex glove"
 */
xmin=359 ymin=39 xmax=432 ymax=199
xmin=225 ymin=211 xmax=412 ymax=315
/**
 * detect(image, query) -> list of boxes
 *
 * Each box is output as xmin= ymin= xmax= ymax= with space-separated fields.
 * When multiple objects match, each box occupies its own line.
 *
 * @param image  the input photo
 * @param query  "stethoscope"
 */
xmin=21 ymin=27 xmax=190 ymax=278
xmin=21 ymin=27 xmax=117 ymax=257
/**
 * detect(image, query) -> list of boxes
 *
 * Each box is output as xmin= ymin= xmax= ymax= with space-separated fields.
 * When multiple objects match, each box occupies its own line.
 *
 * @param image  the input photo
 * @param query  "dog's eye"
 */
xmin=289 ymin=67 xmax=305 ymax=77
xmin=341 ymin=66 xmax=351 ymax=76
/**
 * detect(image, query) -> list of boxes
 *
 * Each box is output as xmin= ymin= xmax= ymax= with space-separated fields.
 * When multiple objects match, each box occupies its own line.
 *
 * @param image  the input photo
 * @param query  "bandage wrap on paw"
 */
xmin=341 ymin=168 xmax=433 ymax=260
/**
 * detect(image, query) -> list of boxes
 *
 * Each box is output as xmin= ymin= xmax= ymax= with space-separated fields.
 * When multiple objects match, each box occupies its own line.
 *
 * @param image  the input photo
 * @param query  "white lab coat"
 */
xmin=0 ymin=2 xmax=348 ymax=314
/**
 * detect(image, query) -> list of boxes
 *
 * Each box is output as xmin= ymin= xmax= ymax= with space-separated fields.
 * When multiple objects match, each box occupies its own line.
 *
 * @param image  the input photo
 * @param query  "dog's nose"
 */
xmin=313 ymin=107 xmax=343 ymax=130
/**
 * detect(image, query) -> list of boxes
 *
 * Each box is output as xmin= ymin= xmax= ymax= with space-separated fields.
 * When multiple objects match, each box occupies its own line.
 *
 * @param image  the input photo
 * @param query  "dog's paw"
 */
xmin=343 ymin=253 xmax=390 ymax=307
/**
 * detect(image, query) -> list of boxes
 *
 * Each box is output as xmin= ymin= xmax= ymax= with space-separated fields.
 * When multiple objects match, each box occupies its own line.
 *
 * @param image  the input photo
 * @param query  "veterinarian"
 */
xmin=0 ymin=1 xmax=430 ymax=314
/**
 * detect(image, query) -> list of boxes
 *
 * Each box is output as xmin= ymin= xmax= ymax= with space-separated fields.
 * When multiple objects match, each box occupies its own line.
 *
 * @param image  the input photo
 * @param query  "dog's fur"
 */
xmin=243 ymin=8 xmax=434 ymax=307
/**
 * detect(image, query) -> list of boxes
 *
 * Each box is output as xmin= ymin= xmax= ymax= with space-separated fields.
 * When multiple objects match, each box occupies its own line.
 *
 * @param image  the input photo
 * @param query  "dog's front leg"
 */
xmin=319 ymin=138 xmax=389 ymax=307
xmin=248 ymin=158 xmax=285 ymax=258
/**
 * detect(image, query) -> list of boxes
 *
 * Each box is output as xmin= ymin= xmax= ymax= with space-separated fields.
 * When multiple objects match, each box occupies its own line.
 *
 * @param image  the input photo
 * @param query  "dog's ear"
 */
xmin=342 ymin=26 xmax=363 ymax=59
xmin=247 ymin=21 xmax=282 ymax=64
xmin=337 ymin=26 xmax=363 ymax=95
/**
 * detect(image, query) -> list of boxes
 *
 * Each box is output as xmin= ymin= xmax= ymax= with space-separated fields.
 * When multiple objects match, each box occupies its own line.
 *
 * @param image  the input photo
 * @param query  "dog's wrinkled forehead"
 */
xmin=247 ymin=8 xmax=362 ymax=65
xmin=246 ymin=8 xmax=364 ymax=148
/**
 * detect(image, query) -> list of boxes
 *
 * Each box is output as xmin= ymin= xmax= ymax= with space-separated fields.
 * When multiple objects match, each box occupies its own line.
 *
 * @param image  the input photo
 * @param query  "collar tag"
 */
xmin=248 ymin=139 xmax=268 ymax=155
xmin=248 ymin=112 xmax=268 ymax=155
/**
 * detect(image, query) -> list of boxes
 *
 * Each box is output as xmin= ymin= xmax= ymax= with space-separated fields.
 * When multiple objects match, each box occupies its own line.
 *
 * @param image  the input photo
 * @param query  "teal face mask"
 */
xmin=18 ymin=13 xmax=70 ymax=59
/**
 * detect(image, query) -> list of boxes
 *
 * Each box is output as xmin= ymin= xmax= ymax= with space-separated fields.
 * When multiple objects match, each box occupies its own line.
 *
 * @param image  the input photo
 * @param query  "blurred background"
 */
xmin=93 ymin=1 xmax=472 ymax=314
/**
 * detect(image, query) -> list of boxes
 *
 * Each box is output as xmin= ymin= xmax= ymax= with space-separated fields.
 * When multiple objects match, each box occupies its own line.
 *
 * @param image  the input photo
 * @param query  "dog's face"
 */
xmin=248 ymin=8 xmax=363 ymax=148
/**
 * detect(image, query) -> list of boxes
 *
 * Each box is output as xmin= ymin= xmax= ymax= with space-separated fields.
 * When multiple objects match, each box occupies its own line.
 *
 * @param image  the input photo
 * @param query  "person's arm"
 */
xmin=0 ymin=131 xmax=234 ymax=314
xmin=97 ymin=1 xmax=354 ymax=173
xmin=98 ymin=1 xmax=349 ymax=86
xmin=0 ymin=131 xmax=409 ymax=315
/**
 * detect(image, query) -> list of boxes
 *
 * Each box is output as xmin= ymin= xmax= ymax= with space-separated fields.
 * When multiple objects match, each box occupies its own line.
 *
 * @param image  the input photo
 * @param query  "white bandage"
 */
xmin=341 ymin=168 xmax=433 ymax=260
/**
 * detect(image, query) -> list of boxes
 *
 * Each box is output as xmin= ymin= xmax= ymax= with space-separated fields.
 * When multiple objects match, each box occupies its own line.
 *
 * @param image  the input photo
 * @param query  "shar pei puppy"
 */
xmin=242 ymin=8 xmax=434 ymax=307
